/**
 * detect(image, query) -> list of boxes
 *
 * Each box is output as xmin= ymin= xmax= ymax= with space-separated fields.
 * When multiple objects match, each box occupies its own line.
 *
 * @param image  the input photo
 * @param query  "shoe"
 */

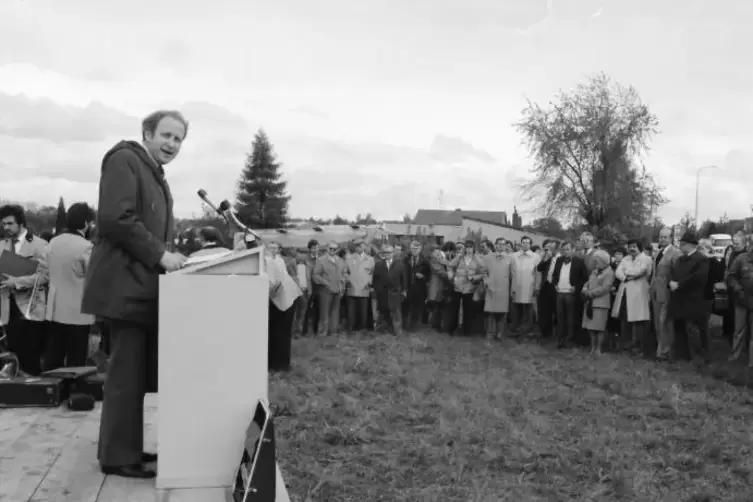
xmin=142 ymin=452 xmax=158 ymax=462
xmin=101 ymin=464 xmax=156 ymax=479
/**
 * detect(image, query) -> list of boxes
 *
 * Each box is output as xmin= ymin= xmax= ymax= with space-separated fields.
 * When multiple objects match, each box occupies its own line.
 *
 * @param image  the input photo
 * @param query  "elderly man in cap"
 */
xmin=668 ymin=232 xmax=709 ymax=362
xmin=345 ymin=239 xmax=374 ymax=332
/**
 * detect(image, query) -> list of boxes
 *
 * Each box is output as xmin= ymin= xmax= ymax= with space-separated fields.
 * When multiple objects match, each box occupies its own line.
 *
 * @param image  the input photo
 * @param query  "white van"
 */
xmin=709 ymin=233 xmax=732 ymax=261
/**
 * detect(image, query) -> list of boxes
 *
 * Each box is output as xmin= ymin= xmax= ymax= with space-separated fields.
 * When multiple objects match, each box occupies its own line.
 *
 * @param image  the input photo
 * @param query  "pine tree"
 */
xmin=235 ymin=129 xmax=290 ymax=229
xmin=54 ymin=196 xmax=66 ymax=235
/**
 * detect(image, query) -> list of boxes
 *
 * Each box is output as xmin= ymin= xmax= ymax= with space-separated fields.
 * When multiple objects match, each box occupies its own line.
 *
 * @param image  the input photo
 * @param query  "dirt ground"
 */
xmin=270 ymin=323 xmax=753 ymax=502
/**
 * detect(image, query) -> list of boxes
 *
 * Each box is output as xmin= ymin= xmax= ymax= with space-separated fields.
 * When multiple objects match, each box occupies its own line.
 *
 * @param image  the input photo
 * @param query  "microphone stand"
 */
xmin=218 ymin=200 xmax=264 ymax=249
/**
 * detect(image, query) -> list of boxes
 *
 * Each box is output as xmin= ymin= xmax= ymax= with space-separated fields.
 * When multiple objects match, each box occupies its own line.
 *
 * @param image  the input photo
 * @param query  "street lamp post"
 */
xmin=694 ymin=165 xmax=718 ymax=229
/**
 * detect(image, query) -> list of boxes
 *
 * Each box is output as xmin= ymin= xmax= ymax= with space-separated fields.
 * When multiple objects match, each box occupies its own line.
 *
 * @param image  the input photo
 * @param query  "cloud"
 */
xmin=0 ymin=92 xmax=137 ymax=142
xmin=429 ymin=135 xmax=496 ymax=164
xmin=291 ymin=106 xmax=329 ymax=119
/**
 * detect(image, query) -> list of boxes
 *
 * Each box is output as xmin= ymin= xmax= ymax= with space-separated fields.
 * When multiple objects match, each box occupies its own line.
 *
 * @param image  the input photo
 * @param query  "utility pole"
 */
xmin=694 ymin=165 xmax=717 ymax=228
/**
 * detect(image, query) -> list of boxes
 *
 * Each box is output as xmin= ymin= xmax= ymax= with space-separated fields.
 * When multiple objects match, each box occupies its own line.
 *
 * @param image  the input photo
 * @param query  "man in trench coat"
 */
xmin=668 ymin=232 xmax=710 ymax=362
xmin=82 ymin=110 xmax=188 ymax=478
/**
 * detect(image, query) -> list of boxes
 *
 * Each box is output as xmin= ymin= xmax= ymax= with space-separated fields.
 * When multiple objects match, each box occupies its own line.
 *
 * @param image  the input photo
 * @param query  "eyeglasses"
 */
xmin=328 ymin=247 xmax=337 ymax=251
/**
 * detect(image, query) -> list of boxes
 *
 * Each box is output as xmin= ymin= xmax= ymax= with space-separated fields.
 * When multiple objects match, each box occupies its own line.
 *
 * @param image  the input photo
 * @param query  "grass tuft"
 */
xmin=270 ymin=329 xmax=753 ymax=501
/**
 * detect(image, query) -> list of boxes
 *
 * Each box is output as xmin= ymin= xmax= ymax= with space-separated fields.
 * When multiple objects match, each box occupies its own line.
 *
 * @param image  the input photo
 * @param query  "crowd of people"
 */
xmin=261 ymin=226 xmax=753 ymax=369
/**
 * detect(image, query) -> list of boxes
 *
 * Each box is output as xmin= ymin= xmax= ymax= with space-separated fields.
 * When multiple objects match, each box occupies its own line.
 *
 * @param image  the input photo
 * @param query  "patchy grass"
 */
xmin=270 ymin=328 xmax=753 ymax=502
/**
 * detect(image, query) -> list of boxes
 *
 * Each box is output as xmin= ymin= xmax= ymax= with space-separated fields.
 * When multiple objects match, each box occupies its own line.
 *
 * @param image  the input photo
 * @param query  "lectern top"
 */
xmin=175 ymin=247 xmax=265 ymax=276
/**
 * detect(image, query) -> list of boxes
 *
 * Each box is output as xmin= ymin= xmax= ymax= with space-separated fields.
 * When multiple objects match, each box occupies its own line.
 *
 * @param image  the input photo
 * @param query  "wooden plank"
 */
xmin=28 ymin=415 xmax=105 ymax=502
xmin=0 ymin=408 xmax=81 ymax=502
xmin=0 ymin=408 xmax=42 ymax=457
xmin=96 ymin=475 xmax=156 ymax=502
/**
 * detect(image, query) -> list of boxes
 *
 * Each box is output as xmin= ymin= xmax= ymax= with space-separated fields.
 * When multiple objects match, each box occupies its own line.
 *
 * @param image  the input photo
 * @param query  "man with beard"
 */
xmin=82 ymin=110 xmax=188 ymax=478
xmin=0 ymin=204 xmax=49 ymax=375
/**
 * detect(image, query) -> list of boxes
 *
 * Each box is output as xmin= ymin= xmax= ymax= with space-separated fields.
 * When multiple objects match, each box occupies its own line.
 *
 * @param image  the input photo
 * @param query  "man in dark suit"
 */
xmin=403 ymin=240 xmax=430 ymax=331
xmin=668 ymin=232 xmax=709 ymax=362
xmin=373 ymin=244 xmax=407 ymax=336
xmin=536 ymin=239 xmax=559 ymax=339
xmin=82 ymin=110 xmax=188 ymax=479
xmin=551 ymin=241 xmax=589 ymax=348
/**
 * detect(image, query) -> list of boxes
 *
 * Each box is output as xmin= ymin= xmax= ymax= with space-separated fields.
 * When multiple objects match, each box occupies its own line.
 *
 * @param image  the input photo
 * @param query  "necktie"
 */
xmin=8 ymin=238 xmax=17 ymax=255
xmin=563 ymin=257 xmax=572 ymax=264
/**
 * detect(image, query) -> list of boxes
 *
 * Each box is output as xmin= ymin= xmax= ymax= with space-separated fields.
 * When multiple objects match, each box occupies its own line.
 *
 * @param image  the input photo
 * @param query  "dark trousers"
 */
xmin=555 ymin=292 xmax=577 ymax=344
xmin=45 ymin=322 xmax=91 ymax=369
xmin=98 ymin=319 xmax=158 ymax=467
xmin=378 ymin=291 xmax=404 ymax=335
xmin=6 ymin=298 xmax=45 ymax=376
xmin=268 ymin=302 xmax=294 ymax=371
xmin=403 ymin=291 xmax=426 ymax=331
xmin=538 ymin=283 xmax=556 ymax=338
xmin=510 ymin=302 xmax=533 ymax=334
xmin=346 ymin=296 xmax=370 ymax=331
xmin=301 ymin=290 xmax=319 ymax=335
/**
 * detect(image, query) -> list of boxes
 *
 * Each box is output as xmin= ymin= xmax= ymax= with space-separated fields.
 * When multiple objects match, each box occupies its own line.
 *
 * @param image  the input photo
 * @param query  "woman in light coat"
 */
xmin=611 ymin=239 xmax=652 ymax=352
xmin=483 ymin=238 xmax=513 ymax=340
xmin=581 ymin=250 xmax=614 ymax=354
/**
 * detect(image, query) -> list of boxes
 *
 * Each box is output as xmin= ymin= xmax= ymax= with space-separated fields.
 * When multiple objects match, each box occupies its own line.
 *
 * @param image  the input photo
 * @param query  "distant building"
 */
xmin=413 ymin=208 xmax=508 ymax=227
xmin=461 ymin=216 xmax=553 ymax=247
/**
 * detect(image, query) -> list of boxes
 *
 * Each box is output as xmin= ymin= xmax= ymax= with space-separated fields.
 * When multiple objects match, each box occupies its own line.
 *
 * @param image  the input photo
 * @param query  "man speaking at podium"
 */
xmin=82 ymin=110 xmax=188 ymax=479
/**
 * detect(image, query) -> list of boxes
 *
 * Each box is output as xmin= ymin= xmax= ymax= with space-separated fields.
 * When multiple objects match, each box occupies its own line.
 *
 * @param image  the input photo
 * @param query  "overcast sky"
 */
xmin=1 ymin=0 xmax=751 ymax=224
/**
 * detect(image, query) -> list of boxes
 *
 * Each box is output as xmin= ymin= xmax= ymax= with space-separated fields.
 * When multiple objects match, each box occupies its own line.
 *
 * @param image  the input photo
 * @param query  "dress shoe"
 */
xmin=142 ymin=452 xmax=158 ymax=462
xmin=101 ymin=463 xmax=156 ymax=479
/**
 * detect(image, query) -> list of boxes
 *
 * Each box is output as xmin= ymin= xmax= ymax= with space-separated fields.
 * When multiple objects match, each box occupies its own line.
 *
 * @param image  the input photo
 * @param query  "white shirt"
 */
xmin=12 ymin=229 xmax=27 ymax=253
xmin=386 ymin=259 xmax=392 ymax=269
xmin=556 ymin=260 xmax=573 ymax=293
xmin=296 ymin=263 xmax=308 ymax=289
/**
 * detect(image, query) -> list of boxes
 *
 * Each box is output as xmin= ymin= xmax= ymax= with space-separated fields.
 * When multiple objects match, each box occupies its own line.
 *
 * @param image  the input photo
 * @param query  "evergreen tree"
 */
xmin=54 ymin=196 xmax=66 ymax=234
xmin=235 ymin=129 xmax=290 ymax=229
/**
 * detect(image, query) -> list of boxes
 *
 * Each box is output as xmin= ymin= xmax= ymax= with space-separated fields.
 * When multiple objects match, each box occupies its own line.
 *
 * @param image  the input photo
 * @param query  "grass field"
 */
xmin=270 ymin=326 xmax=753 ymax=502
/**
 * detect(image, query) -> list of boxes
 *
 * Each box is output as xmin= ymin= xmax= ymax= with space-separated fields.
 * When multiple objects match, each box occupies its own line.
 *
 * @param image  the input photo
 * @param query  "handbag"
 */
xmin=585 ymin=299 xmax=594 ymax=320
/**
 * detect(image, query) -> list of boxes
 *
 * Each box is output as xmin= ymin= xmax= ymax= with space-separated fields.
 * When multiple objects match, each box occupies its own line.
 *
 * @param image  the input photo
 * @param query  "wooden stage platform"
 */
xmin=0 ymin=394 xmax=227 ymax=502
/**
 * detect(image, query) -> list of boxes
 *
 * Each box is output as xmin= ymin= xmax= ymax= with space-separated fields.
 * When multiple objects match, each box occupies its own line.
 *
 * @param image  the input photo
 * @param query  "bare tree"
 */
xmin=515 ymin=72 xmax=666 ymax=239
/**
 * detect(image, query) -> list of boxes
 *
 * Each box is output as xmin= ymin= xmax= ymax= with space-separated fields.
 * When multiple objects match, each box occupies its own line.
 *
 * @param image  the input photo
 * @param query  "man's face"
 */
xmin=455 ymin=243 xmax=464 ymax=256
xmin=481 ymin=242 xmax=491 ymax=253
xmin=411 ymin=243 xmax=421 ymax=256
xmin=1 ymin=216 xmax=21 ymax=238
xmin=358 ymin=243 xmax=367 ymax=254
xmin=627 ymin=243 xmax=639 ymax=256
xmin=505 ymin=243 xmax=513 ymax=253
xmin=679 ymin=242 xmax=693 ymax=255
xmin=327 ymin=243 xmax=338 ymax=256
xmin=383 ymin=248 xmax=394 ymax=261
xmin=267 ymin=242 xmax=280 ymax=256
xmin=658 ymin=229 xmax=671 ymax=247
xmin=734 ymin=235 xmax=745 ymax=251
xmin=394 ymin=245 xmax=403 ymax=256
xmin=144 ymin=117 xmax=186 ymax=166
xmin=581 ymin=235 xmax=594 ymax=249
xmin=520 ymin=239 xmax=531 ymax=252
xmin=310 ymin=244 xmax=319 ymax=256
xmin=495 ymin=240 xmax=505 ymax=252
xmin=613 ymin=252 xmax=624 ymax=264
xmin=561 ymin=244 xmax=573 ymax=259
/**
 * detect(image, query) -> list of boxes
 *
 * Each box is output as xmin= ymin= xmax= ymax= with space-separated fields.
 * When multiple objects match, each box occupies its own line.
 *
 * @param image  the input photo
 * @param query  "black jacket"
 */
xmin=551 ymin=256 xmax=589 ymax=294
xmin=82 ymin=141 xmax=175 ymax=324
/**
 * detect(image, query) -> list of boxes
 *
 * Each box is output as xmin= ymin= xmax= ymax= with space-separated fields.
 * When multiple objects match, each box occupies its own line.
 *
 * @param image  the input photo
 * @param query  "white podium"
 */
xmin=156 ymin=247 xmax=290 ymax=501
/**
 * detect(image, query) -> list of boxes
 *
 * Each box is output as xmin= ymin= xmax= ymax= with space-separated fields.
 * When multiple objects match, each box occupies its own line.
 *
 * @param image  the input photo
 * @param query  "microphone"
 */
xmin=197 ymin=189 xmax=224 ymax=217
xmin=197 ymin=189 xmax=233 ymax=236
